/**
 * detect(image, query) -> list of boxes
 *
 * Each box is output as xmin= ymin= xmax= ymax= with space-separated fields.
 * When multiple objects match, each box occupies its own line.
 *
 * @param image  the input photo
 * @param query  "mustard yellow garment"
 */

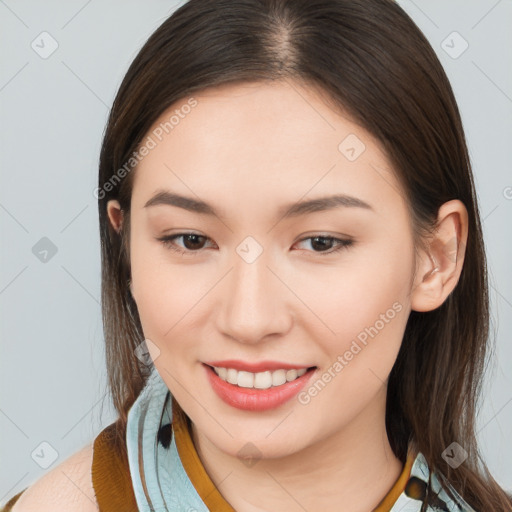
xmin=0 ymin=402 xmax=414 ymax=511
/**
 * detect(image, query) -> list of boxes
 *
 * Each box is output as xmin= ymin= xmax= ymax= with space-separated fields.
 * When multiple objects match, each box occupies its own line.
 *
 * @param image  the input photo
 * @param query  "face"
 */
xmin=113 ymin=80 xmax=418 ymax=459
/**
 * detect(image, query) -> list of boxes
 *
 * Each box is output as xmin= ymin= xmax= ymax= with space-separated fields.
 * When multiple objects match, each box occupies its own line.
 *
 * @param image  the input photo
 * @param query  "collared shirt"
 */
xmin=0 ymin=368 xmax=478 ymax=512
xmin=124 ymin=367 xmax=478 ymax=512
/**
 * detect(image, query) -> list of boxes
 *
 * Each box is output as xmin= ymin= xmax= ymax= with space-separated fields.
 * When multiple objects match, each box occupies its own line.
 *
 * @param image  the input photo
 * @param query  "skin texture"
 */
xmin=102 ymin=79 xmax=468 ymax=512
xmin=11 ymin=443 xmax=98 ymax=511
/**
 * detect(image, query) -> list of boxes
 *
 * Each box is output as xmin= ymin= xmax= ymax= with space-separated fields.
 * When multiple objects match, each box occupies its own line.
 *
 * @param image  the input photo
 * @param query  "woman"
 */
xmin=4 ymin=0 xmax=511 ymax=510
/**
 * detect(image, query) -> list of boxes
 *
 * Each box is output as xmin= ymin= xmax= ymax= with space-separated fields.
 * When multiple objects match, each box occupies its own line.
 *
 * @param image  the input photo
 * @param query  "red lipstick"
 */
xmin=203 ymin=362 xmax=316 ymax=411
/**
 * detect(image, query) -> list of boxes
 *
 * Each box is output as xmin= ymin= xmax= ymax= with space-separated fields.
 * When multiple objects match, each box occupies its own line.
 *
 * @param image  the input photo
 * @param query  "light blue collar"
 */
xmin=126 ymin=367 xmax=209 ymax=512
xmin=125 ymin=367 xmax=475 ymax=512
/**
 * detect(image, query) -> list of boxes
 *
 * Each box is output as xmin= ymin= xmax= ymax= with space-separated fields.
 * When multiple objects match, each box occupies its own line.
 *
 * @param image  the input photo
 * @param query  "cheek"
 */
xmin=132 ymin=265 xmax=201 ymax=338
xmin=292 ymin=240 xmax=414 ymax=349
xmin=294 ymin=246 xmax=412 ymax=428
xmin=129 ymin=231 xmax=194 ymax=337
xmin=130 ymin=238 xmax=224 ymax=359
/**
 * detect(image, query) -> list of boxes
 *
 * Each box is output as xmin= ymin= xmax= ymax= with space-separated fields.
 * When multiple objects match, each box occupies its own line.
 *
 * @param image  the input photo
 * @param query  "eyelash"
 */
xmin=156 ymin=233 xmax=354 ymax=257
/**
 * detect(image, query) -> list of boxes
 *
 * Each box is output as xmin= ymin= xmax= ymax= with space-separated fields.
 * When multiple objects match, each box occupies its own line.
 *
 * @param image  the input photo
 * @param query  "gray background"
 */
xmin=1 ymin=0 xmax=511 ymax=504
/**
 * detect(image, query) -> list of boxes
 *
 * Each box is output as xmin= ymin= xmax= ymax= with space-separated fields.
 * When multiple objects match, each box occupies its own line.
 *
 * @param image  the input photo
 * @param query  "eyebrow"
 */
xmin=144 ymin=190 xmax=373 ymax=219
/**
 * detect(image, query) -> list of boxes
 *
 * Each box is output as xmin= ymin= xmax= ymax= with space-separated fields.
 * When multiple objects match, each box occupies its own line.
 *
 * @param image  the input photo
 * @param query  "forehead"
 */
xmin=131 ymin=79 xmax=404 ymax=219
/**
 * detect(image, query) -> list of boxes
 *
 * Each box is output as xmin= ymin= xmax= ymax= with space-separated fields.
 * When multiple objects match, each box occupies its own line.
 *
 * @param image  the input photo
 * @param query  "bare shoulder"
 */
xmin=12 ymin=443 xmax=98 ymax=512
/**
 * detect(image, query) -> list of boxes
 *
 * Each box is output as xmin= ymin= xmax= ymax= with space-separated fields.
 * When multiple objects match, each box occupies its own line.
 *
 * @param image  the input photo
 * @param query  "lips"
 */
xmin=203 ymin=359 xmax=312 ymax=372
xmin=203 ymin=362 xmax=317 ymax=411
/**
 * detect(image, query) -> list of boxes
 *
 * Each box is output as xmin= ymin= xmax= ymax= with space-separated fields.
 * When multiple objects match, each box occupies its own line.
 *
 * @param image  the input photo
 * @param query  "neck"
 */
xmin=190 ymin=387 xmax=404 ymax=512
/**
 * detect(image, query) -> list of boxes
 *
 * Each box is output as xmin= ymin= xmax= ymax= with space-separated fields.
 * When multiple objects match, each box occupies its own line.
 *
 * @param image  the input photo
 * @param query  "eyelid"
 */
xmin=294 ymin=235 xmax=354 ymax=256
xmin=156 ymin=232 xmax=354 ymax=257
xmin=156 ymin=232 xmax=215 ymax=255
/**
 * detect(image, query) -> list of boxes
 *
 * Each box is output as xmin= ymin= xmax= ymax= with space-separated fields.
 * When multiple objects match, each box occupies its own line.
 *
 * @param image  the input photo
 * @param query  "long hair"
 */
xmin=96 ymin=1 xmax=512 ymax=509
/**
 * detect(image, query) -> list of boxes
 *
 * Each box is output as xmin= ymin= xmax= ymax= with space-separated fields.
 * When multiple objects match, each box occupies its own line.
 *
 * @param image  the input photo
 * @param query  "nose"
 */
xmin=215 ymin=249 xmax=293 ymax=345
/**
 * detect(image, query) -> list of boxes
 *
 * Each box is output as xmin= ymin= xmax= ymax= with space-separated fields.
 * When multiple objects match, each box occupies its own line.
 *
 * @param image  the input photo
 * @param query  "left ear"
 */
xmin=410 ymin=199 xmax=468 ymax=312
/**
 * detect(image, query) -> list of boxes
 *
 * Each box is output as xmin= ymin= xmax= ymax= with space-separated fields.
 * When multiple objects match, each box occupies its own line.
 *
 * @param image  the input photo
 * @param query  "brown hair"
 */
xmin=97 ymin=0 xmax=512 ymax=509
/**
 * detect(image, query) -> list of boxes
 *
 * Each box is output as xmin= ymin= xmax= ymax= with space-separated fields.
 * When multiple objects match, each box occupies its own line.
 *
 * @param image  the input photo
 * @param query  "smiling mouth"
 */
xmin=205 ymin=364 xmax=317 ymax=390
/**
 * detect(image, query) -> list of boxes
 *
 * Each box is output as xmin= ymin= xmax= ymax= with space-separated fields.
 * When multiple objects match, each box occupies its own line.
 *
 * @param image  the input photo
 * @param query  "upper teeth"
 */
xmin=213 ymin=367 xmax=308 ymax=389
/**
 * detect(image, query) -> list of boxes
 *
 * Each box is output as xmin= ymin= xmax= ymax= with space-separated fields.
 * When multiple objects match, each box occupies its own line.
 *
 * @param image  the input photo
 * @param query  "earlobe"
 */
xmin=411 ymin=252 xmax=444 ymax=312
xmin=107 ymin=199 xmax=124 ymax=234
xmin=410 ymin=200 xmax=468 ymax=313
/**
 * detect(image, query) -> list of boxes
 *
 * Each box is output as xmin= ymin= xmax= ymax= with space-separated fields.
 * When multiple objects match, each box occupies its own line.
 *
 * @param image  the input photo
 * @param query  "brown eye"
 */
xmin=157 ymin=233 xmax=214 ymax=255
xmin=180 ymin=234 xmax=207 ymax=250
xmin=295 ymin=235 xmax=353 ymax=255
xmin=156 ymin=233 xmax=353 ymax=257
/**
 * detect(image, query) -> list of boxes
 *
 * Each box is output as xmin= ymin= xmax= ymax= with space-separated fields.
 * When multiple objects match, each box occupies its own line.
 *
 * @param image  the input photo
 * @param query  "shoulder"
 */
xmin=10 ymin=442 xmax=98 ymax=512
